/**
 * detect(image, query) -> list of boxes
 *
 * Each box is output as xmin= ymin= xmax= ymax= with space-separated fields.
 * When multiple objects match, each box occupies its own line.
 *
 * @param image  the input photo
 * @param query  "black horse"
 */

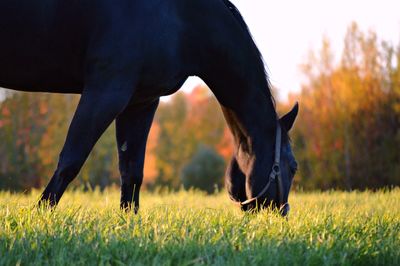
xmin=0 ymin=0 xmax=298 ymax=215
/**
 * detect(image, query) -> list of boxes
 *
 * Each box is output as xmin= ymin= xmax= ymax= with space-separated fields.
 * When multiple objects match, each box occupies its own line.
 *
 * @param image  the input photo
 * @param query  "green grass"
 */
xmin=0 ymin=188 xmax=399 ymax=266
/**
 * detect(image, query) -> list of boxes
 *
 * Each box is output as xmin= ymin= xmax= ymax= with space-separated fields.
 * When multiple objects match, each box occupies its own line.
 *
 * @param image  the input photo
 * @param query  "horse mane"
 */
xmin=221 ymin=0 xmax=292 ymax=144
xmin=221 ymin=0 xmax=276 ymax=108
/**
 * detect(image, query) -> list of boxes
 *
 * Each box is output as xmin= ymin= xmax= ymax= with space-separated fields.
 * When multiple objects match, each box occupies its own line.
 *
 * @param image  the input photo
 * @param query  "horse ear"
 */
xmin=280 ymin=102 xmax=299 ymax=132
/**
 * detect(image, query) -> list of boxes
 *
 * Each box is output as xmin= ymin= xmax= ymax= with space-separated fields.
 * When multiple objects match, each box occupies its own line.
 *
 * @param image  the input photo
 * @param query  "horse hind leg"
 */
xmin=116 ymin=99 xmax=159 ymax=213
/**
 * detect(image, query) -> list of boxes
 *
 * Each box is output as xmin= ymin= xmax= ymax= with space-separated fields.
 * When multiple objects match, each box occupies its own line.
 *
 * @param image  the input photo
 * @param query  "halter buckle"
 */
xmin=272 ymin=163 xmax=280 ymax=174
xmin=270 ymin=163 xmax=280 ymax=180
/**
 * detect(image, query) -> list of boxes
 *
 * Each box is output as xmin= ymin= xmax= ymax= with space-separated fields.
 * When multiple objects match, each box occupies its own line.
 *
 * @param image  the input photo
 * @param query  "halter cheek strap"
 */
xmin=239 ymin=123 xmax=285 ymax=209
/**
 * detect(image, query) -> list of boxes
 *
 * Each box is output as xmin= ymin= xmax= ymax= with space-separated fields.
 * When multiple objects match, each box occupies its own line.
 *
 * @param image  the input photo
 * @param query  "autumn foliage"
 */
xmin=284 ymin=23 xmax=400 ymax=190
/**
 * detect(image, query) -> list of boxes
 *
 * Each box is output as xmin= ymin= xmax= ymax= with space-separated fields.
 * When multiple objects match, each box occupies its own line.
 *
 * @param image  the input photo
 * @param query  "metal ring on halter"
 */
xmin=272 ymin=164 xmax=280 ymax=177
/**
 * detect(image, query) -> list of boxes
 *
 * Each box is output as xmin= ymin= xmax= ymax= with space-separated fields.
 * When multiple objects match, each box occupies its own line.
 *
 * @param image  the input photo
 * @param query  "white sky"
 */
xmin=181 ymin=0 xmax=400 ymax=101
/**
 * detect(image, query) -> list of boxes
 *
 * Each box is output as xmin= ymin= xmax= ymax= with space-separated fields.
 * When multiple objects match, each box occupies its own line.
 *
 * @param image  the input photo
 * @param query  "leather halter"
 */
xmin=239 ymin=123 xmax=289 ymax=213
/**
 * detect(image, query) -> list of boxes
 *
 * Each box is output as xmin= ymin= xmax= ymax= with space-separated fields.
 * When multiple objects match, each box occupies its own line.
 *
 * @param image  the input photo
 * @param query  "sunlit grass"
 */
xmin=1 ymin=188 xmax=399 ymax=265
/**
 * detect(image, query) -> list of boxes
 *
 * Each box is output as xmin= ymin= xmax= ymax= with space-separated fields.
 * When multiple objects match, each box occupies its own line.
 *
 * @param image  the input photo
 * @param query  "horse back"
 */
xmin=0 ymin=0 xmax=242 ymax=95
xmin=0 ymin=0 xmax=97 ymax=92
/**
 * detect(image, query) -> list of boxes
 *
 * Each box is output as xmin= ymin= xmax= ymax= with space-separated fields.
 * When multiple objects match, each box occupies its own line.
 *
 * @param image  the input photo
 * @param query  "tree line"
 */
xmin=284 ymin=23 xmax=399 ymax=190
xmin=0 ymin=23 xmax=399 ymax=191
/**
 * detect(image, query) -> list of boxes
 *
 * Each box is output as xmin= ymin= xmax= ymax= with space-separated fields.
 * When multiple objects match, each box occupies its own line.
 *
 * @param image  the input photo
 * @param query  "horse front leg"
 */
xmin=39 ymin=78 xmax=137 ymax=207
xmin=116 ymin=99 xmax=159 ymax=213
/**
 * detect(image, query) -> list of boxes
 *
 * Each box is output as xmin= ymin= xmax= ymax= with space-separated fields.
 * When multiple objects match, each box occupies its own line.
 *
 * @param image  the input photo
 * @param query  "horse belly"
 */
xmin=0 ymin=48 xmax=85 ymax=92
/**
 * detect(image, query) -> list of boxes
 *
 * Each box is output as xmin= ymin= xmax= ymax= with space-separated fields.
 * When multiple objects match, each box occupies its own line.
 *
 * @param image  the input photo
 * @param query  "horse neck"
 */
xmin=196 ymin=30 xmax=279 ymax=198
xmin=200 ymin=57 xmax=278 ymax=179
xmin=185 ymin=0 xmax=278 ymax=197
xmin=229 ymin=83 xmax=276 ymax=168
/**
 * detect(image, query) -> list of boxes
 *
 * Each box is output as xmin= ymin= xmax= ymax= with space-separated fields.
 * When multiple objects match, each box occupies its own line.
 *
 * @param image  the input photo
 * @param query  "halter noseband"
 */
xmin=239 ymin=123 xmax=289 ymax=213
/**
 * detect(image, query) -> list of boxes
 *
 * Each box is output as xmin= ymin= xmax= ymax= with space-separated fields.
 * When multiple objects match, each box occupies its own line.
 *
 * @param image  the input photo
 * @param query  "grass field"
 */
xmin=0 ymin=188 xmax=399 ymax=266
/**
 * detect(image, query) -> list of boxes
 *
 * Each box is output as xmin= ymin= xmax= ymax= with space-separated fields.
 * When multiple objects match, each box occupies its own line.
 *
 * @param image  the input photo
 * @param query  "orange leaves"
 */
xmin=39 ymin=101 xmax=48 ymax=115
xmin=150 ymin=84 xmax=232 ymax=188
xmin=143 ymin=122 xmax=160 ymax=184
xmin=287 ymin=22 xmax=400 ymax=190
xmin=1 ymin=106 xmax=10 ymax=116
xmin=216 ymin=127 xmax=234 ymax=160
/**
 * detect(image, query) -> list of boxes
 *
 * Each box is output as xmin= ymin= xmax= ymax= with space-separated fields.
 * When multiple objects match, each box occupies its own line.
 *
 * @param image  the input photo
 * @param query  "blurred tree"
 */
xmin=153 ymin=91 xmax=189 ymax=188
xmin=0 ymin=92 xmax=73 ymax=189
xmin=181 ymin=145 xmax=225 ymax=194
xmin=151 ymin=85 xmax=230 ymax=189
xmin=0 ymin=92 xmax=120 ymax=191
xmin=142 ymin=122 xmax=160 ymax=186
xmin=289 ymin=22 xmax=400 ymax=190
xmin=79 ymin=124 xmax=119 ymax=190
